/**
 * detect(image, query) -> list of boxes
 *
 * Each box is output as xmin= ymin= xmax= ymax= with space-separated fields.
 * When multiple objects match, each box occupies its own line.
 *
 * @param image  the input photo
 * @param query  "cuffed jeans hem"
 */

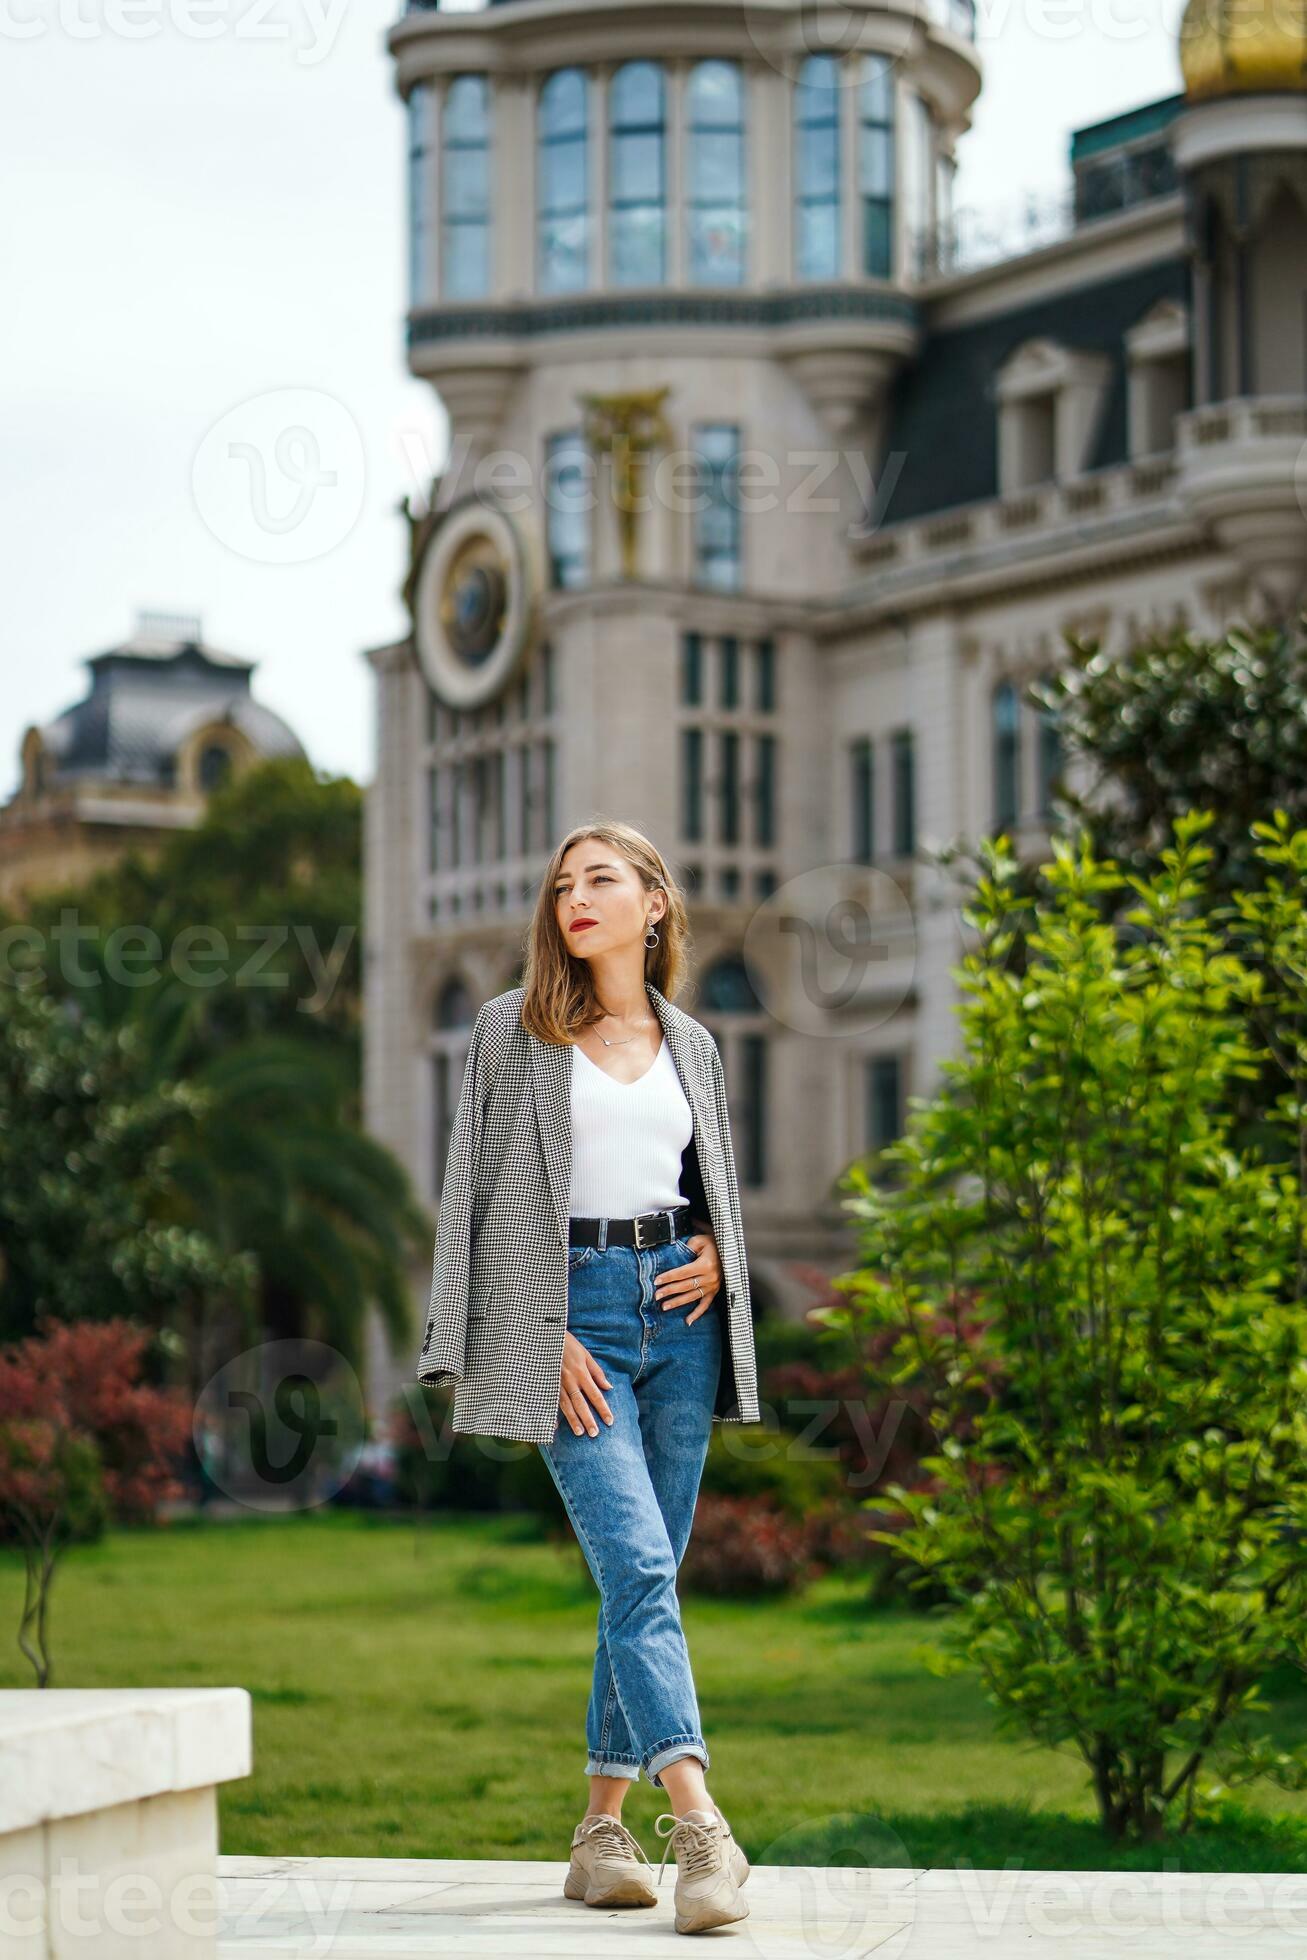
xmin=644 ymin=1737 xmax=710 ymax=1790
xmin=586 ymin=1754 xmax=642 ymax=1780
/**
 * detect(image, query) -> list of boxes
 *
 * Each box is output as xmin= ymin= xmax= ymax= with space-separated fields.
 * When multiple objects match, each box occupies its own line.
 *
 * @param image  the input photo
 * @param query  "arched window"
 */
xmin=992 ymin=679 xmax=1021 ymax=832
xmin=701 ymin=955 xmax=768 ymax=1188
xmin=849 ymin=735 xmax=874 ymax=862
xmin=608 ymin=61 xmax=666 ymax=287
xmin=702 ymin=954 xmax=762 ymax=1015
xmin=794 ymin=54 xmax=841 ymax=281
xmin=858 ymin=55 xmax=895 ymax=278
xmin=437 ymin=978 xmax=475 ymax=1029
xmin=407 ymin=82 xmax=436 ymax=306
xmin=1035 ymin=681 xmax=1064 ymax=818
xmin=891 ymin=726 xmax=915 ymax=857
xmin=544 ymin=429 xmax=591 ymax=587
xmin=690 ymin=423 xmax=741 ymax=591
xmin=902 ymin=90 xmax=934 ymax=280
xmin=865 ymin=1052 xmax=906 ymax=1164
xmin=198 ymin=742 xmax=232 ymax=792
xmin=431 ymin=978 xmax=476 ymax=1199
xmin=538 ymin=68 xmax=589 ymax=294
xmin=442 ymin=75 xmax=491 ymax=300
xmin=686 ymin=60 xmax=746 ymax=286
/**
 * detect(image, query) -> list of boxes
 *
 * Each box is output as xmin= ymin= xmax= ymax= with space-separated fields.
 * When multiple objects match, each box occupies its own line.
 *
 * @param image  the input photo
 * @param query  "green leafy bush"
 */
xmin=830 ymin=812 xmax=1307 ymax=1844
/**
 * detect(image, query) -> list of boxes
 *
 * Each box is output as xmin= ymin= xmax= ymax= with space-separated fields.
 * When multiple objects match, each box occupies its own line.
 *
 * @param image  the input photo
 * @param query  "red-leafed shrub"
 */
xmin=764 ymin=1285 xmax=1008 ymax=1482
xmin=679 ymin=1492 xmax=820 ymax=1596
xmin=749 ymin=1286 xmax=1011 ymax=1605
xmin=0 ymin=1317 xmax=192 ymax=1683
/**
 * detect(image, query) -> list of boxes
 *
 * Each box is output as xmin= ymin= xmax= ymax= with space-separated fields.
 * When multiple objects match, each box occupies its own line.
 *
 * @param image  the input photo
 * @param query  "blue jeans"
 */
xmin=538 ymin=1229 xmax=723 ymax=1791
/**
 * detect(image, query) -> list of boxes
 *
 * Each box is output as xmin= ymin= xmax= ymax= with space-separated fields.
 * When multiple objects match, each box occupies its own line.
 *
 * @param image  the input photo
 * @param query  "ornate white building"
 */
xmin=362 ymin=0 xmax=1307 ymax=1406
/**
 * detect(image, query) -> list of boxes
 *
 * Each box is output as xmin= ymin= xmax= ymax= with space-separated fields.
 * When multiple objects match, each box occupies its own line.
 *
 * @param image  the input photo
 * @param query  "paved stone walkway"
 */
xmin=217 ymin=1853 xmax=1307 ymax=1955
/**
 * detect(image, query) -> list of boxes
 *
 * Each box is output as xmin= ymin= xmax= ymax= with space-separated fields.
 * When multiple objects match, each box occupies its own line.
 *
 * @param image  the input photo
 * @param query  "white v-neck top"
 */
xmin=567 ymin=1035 xmax=693 ymax=1218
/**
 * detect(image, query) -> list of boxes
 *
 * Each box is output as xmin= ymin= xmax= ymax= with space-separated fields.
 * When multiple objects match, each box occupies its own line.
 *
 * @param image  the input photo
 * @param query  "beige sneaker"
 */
xmin=653 ymin=1804 xmax=750 ymax=1934
xmin=563 ymin=1811 xmax=658 ymax=1907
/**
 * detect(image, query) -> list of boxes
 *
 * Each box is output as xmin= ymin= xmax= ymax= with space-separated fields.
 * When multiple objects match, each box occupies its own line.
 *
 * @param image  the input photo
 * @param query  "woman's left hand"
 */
xmin=653 ymin=1233 xmax=723 ymax=1325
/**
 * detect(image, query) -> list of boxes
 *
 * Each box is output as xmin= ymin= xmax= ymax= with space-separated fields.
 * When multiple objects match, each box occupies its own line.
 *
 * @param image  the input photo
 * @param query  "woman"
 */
xmin=417 ymin=818 xmax=762 ymax=1936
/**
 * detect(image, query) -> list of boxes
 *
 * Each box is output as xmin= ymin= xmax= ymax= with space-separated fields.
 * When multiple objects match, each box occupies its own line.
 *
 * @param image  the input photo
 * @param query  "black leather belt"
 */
xmin=568 ymin=1205 xmax=693 ymax=1250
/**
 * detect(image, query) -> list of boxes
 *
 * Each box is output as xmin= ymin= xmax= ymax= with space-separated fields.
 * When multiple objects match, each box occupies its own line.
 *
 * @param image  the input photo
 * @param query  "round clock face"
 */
xmin=413 ymin=497 xmax=536 ymax=709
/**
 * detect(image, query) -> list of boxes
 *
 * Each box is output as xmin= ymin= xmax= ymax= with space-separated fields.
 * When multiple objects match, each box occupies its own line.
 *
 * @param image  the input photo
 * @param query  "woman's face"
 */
xmin=553 ymin=839 xmax=661 ymax=960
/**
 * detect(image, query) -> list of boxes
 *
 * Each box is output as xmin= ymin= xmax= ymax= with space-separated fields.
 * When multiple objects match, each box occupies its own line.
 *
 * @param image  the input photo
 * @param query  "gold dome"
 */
xmin=1180 ymin=0 xmax=1307 ymax=101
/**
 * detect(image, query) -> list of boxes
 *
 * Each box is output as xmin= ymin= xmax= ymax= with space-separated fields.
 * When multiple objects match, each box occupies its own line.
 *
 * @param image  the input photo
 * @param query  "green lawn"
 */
xmin=3 ymin=1508 xmax=1304 ymax=1872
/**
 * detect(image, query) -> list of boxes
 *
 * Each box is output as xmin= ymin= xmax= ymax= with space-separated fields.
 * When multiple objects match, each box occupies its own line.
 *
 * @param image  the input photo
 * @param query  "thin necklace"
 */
xmin=594 ymin=1011 xmax=653 ymax=1048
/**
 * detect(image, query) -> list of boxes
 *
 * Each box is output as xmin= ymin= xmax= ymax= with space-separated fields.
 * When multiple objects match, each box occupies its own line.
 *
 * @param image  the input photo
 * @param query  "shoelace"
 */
xmin=653 ymin=1810 xmax=723 ymax=1887
xmin=575 ymin=1813 xmax=653 ymax=1870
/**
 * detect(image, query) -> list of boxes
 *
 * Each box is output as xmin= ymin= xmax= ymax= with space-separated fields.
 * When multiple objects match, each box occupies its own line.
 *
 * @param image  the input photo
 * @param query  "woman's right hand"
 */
xmin=559 ymin=1330 xmax=614 ymax=1436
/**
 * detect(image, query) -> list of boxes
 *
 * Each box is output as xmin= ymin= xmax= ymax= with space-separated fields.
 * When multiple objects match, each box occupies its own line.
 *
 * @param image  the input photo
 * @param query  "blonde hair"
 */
xmin=519 ymin=816 xmax=692 ymax=1044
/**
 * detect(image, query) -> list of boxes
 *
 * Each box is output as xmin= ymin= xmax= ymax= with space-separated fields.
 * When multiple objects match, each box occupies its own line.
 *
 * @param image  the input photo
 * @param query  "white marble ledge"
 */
xmin=0 ymin=1687 xmax=252 ymax=1835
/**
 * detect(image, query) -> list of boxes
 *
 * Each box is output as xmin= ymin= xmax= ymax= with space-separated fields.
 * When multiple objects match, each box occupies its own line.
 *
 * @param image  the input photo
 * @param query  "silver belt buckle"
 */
xmin=633 ymin=1210 xmax=665 ymax=1249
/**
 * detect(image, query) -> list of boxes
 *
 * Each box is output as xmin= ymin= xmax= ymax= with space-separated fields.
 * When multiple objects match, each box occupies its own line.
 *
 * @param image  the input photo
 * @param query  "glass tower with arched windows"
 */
xmin=398 ymin=13 xmax=973 ymax=308
xmin=373 ymin=0 xmax=1012 ymax=1415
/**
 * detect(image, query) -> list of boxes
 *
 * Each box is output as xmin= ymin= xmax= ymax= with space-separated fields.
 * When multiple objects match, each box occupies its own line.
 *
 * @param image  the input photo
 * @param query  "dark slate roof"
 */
xmin=86 ymin=622 xmax=253 ymax=672
xmin=1070 ymin=94 xmax=1187 ymax=165
xmin=38 ymin=631 xmax=306 ymax=788
xmin=878 ymin=255 xmax=1192 ymax=527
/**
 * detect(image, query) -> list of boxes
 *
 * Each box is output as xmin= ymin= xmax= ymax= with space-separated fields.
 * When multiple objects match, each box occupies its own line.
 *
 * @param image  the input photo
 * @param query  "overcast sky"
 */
xmin=2 ymin=0 xmax=1186 ymax=804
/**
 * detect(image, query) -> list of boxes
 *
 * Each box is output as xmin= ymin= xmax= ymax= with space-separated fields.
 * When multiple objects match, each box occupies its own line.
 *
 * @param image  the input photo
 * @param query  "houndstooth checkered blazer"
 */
xmin=417 ymin=978 xmax=763 ymax=1446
